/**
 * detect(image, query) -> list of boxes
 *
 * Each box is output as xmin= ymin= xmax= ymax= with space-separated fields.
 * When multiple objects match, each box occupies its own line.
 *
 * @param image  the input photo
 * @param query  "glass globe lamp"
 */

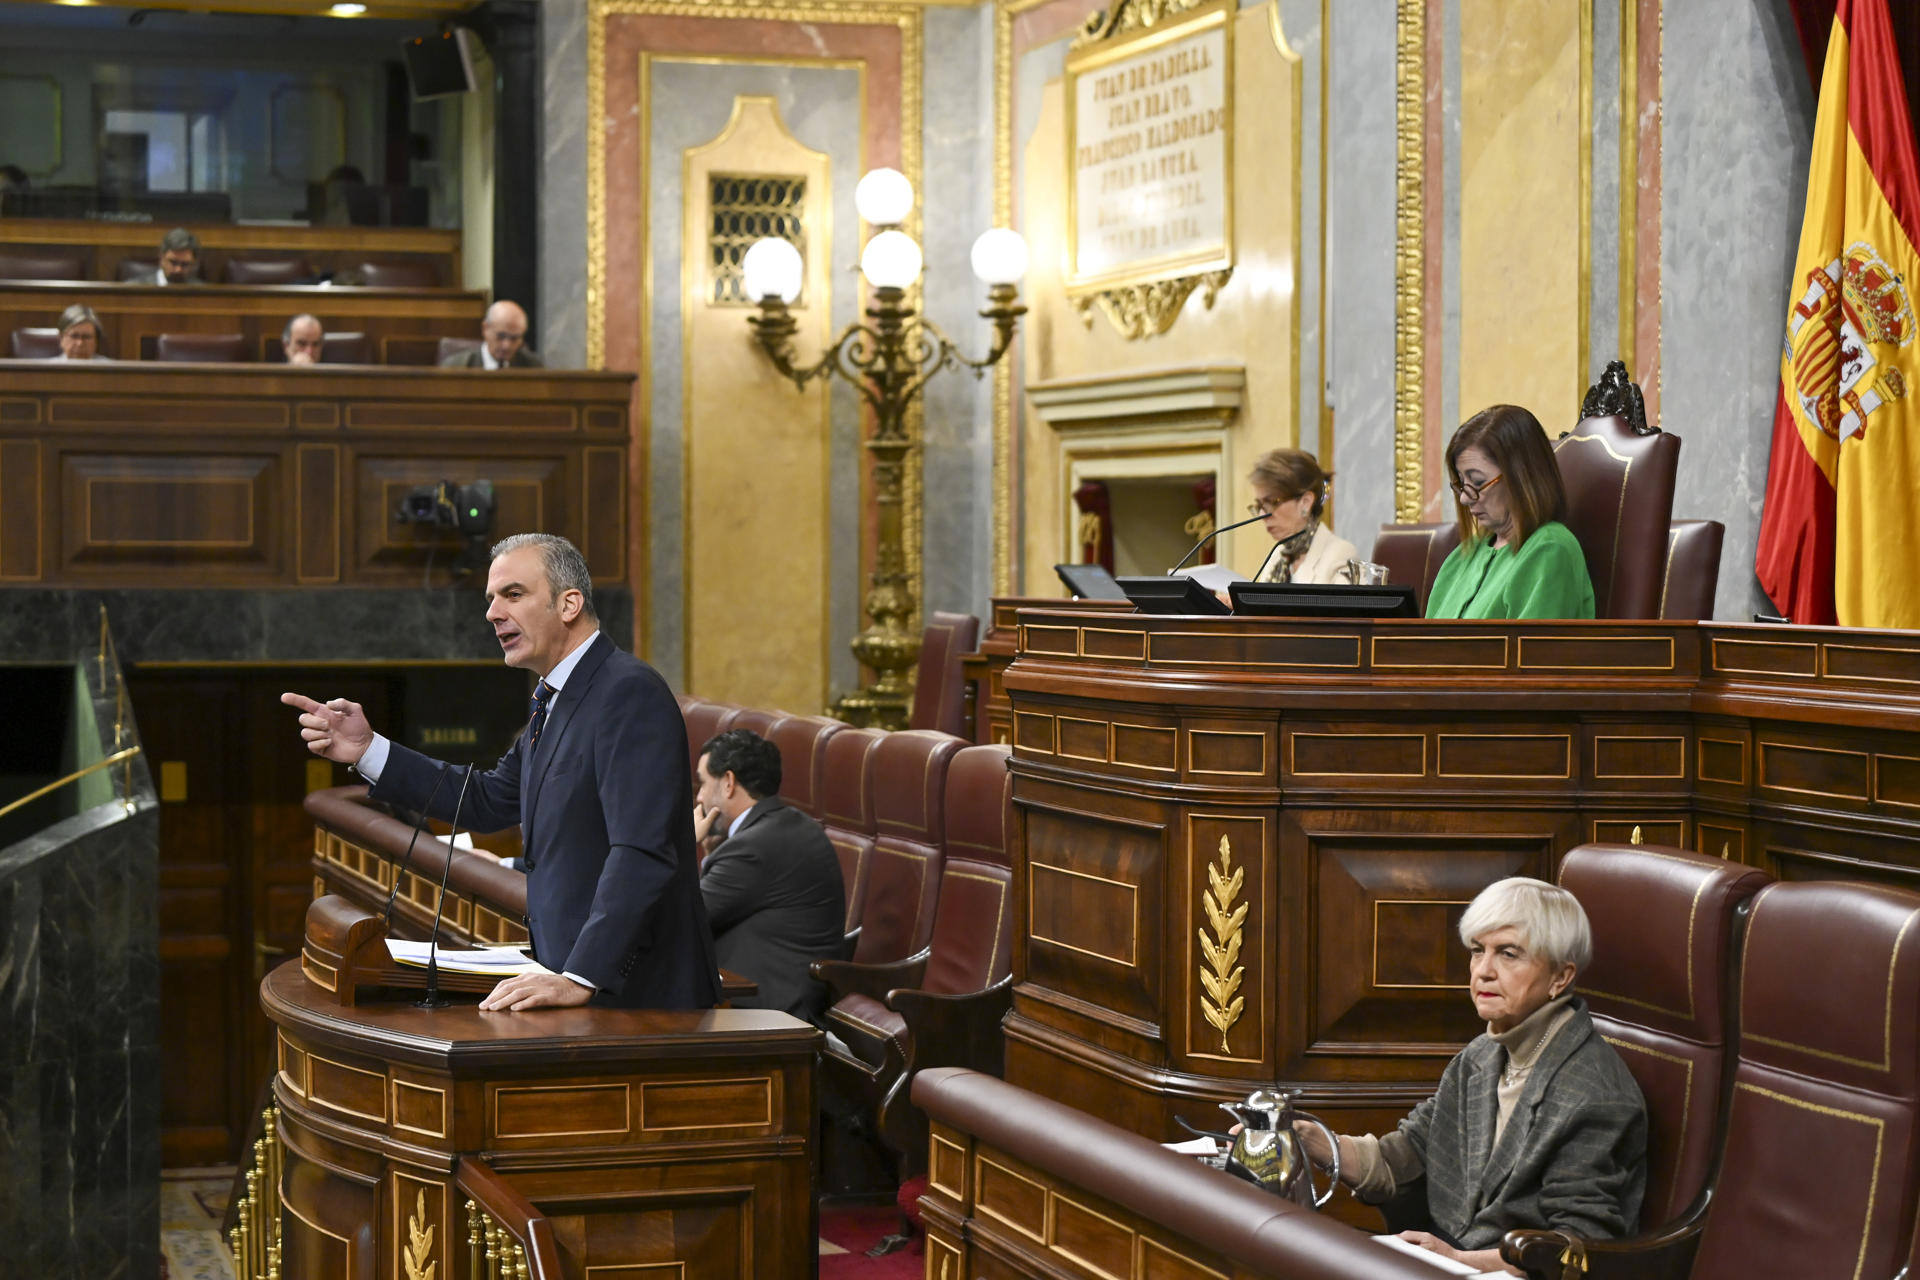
xmin=854 ymin=168 xmax=915 ymax=227
xmin=741 ymin=237 xmax=803 ymax=304
xmin=859 ymin=230 xmax=923 ymax=290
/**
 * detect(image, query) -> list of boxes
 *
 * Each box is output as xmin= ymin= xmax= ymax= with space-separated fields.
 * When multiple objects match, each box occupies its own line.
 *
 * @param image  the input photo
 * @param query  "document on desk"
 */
xmin=1172 ymin=563 xmax=1248 ymax=594
xmin=1371 ymin=1235 xmax=1508 ymax=1276
xmin=386 ymin=940 xmax=547 ymax=977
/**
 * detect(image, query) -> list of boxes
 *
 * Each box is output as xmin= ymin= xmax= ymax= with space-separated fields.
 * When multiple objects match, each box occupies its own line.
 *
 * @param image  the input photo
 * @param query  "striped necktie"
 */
xmin=527 ymin=679 xmax=558 ymax=748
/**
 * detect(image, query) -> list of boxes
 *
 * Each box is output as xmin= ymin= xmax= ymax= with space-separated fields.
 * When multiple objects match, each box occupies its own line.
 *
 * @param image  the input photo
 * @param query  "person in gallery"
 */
xmin=1424 ymin=404 xmax=1596 ymax=619
xmin=1247 ymin=447 xmax=1358 ymax=584
xmin=54 ymin=304 xmax=111 ymax=360
xmin=1291 ymin=877 xmax=1646 ymax=1271
xmin=281 ymin=533 xmax=721 ymax=1011
xmin=441 ymin=299 xmax=544 ymax=369
xmin=153 ymin=227 xmax=203 ymax=286
xmin=282 ymin=313 xmax=325 ymax=365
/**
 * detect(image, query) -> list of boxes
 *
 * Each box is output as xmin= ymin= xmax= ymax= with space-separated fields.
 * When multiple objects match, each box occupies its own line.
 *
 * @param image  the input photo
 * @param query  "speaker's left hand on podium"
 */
xmin=479 ymin=972 xmax=594 ymax=1011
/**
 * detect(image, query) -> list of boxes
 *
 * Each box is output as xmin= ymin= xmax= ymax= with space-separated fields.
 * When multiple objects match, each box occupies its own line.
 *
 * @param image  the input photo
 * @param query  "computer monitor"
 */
xmin=1116 ymin=576 xmax=1233 ymax=615
xmin=1054 ymin=563 xmax=1131 ymax=601
xmin=1228 ymin=581 xmax=1419 ymax=619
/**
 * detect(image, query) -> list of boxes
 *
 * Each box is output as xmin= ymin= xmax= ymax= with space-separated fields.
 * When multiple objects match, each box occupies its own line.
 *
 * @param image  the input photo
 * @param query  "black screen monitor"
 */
xmin=1228 ymin=581 xmax=1420 ymax=619
xmin=404 ymin=29 xmax=476 ymax=100
xmin=1115 ymin=575 xmax=1233 ymax=616
xmin=1054 ymin=563 xmax=1131 ymax=601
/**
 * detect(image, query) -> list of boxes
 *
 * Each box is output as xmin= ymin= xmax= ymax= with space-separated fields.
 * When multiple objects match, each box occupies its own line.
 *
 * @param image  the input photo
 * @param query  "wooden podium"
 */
xmin=241 ymin=901 xmax=820 ymax=1280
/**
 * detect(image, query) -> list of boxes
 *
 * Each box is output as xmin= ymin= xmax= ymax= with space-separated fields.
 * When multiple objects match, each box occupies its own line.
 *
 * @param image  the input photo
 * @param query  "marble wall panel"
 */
xmin=541 ymin=0 xmax=591 ymax=368
xmin=1661 ymin=0 xmax=1811 ymax=620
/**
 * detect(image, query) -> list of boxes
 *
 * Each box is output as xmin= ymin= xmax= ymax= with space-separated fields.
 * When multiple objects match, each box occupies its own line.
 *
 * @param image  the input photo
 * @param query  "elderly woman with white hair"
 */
xmin=1295 ymin=876 xmax=1646 ymax=1273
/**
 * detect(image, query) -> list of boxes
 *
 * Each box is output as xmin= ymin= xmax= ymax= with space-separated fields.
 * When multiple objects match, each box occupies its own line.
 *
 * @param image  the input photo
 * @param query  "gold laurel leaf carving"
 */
xmin=1197 ymin=833 xmax=1249 ymax=1053
xmin=404 ymin=1188 xmax=436 ymax=1280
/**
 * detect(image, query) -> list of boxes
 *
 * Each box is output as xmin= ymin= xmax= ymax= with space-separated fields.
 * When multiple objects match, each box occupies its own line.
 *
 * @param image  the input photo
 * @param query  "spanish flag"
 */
xmin=1756 ymin=0 xmax=1920 ymax=628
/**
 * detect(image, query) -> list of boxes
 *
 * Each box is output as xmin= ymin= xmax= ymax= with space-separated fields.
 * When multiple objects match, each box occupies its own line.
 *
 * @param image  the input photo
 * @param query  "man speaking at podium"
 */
xmin=281 ymin=533 xmax=721 ymax=1012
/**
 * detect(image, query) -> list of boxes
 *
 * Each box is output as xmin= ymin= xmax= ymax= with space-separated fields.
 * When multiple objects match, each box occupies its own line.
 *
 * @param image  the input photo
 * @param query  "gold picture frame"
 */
xmin=1063 ymin=0 xmax=1235 ymax=340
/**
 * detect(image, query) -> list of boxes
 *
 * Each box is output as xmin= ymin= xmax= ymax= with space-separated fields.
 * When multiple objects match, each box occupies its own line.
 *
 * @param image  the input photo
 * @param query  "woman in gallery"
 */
xmin=1292 ymin=877 xmax=1647 ymax=1271
xmin=1424 ymin=404 xmax=1594 ymax=619
xmin=52 ymin=304 xmax=112 ymax=361
xmin=1247 ymin=448 xmax=1356 ymax=584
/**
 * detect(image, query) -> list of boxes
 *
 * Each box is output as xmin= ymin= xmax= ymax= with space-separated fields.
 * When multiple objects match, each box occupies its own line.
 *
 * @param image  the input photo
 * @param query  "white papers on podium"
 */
xmin=1171 ymin=563 xmax=1248 ymax=594
xmin=1370 ymin=1235 xmax=1508 ymax=1276
xmin=1160 ymin=1136 xmax=1222 ymax=1156
xmin=386 ymin=940 xmax=547 ymax=977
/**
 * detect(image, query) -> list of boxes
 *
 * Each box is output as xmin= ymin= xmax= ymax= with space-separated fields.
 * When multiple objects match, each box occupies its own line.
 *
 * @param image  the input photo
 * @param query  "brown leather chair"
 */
xmin=1551 ymin=414 xmax=1680 ymax=619
xmin=1559 ymin=844 xmax=1769 ymax=1228
xmin=814 ymin=744 xmax=1015 ymax=1173
xmin=764 ymin=714 xmax=845 ymax=820
xmin=357 ymin=260 xmax=439 ymax=288
xmin=1370 ymin=521 xmax=1462 ymax=613
xmin=117 ymin=258 xmax=159 ymax=282
xmin=1508 ymin=878 xmax=1920 ymax=1280
xmin=223 ymin=256 xmax=309 ymax=284
xmin=436 ymin=336 xmax=482 ymax=365
xmin=679 ymin=699 xmax=741 ymax=779
xmin=728 ymin=707 xmax=784 ymax=742
xmin=818 ymin=726 xmax=884 ymax=937
xmin=0 ymin=249 xmax=86 ymax=280
xmin=321 ymin=332 xmax=371 ymax=364
xmin=10 ymin=328 xmax=60 ymax=358
xmin=910 ymin=611 xmax=980 ymax=738
xmin=842 ymin=730 xmax=960 ymax=966
xmin=154 ymin=333 xmax=248 ymax=363
xmin=1659 ymin=519 xmax=1724 ymax=621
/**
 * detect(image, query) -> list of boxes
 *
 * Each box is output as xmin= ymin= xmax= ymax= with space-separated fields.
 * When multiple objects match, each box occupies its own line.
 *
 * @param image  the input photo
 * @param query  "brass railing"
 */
xmin=228 ymin=1104 xmax=284 ymax=1280
xmin=0 ymin=606 xmax=143 ymax=821
xmin=458 ymin=1156 xmax=562 ymax=1280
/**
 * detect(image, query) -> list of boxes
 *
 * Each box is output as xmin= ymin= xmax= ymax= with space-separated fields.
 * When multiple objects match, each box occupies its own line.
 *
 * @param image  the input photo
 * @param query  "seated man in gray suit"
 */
xmin=695 ymin=728 xmax=846 ymax=1023
xmin=441 ymin=299 xmax=544 ymax=368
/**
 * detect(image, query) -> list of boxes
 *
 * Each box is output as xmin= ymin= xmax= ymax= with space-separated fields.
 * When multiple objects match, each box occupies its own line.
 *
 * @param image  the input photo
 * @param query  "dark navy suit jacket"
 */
xmin=699 ymin=796 xmax=846 ymax=1022
xmin=370 ymin=632 xmax=721 ymax=1009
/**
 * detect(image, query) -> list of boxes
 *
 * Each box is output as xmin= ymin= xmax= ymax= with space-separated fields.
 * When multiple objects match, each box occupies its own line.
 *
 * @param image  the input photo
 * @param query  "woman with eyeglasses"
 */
xmin=1425 ymin=405 xmax=1594 ymax=619
xmin=1245 ymin=448 xmax=1357 ymax=585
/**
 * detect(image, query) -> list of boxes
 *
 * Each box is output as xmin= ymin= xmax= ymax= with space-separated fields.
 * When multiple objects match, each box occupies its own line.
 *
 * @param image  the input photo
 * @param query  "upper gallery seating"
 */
xmin=0 ymin=249 xmax=87 ymax=281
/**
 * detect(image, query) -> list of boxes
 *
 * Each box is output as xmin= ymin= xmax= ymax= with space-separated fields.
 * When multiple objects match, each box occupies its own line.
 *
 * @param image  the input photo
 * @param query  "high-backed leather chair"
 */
xmin=1551 ymin=414 xmax=1680 ymax=619
xmin=818 ymin=726 xmax=884 ymax=937
xmin=843 ymin=730 xmax=960 ymax=966
xmin=436 ymin=336 xmax=482 ymax=365
xmin=1659 ymin=519 xmax=1724 ymax=621
xmin=224 ymin=255 xmax=308 ymax=284
xmin=355 ymin=259 xmax=439 ymax=288
xmin=154 ymin=333 xmax=247 ymax=363
xmin=679 ymin=699 xmax=740 ymax=778
xmin=765 ymin=714 xmax=844 ymax=819
xmin=814 ymin=744 xmax=1015 ymax=1173
xmin=728 ymin=707 xmax=784 ymax=742
xmin=10 ymin=328 xmax=60 ymax=358
xmin=117 ymin=258 xmax=159 ymax=282
xmin=910 ymin=611 xmax=980 ymax=738
xmin=1507 ymin=878 xmax=1920 ymax=1280
xmin=321 ymin=332 xmax=371 ymax=364
xmin=0 ymin=249 xmax=86 ymax=280
xmin=1559 ymin=844 xmax=1769 ymax=1227
xmin=1370 ymin=521 xmax=1461 ymax=613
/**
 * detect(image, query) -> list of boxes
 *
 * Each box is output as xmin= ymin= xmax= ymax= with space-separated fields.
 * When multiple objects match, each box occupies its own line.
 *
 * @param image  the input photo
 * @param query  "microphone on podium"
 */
xmin=418 ymin=763 xmax=475 ymax=1010
xmin=1169 ymin=508 xmax=1271 ymax=575
xmin=384 ymin=762 xmax=450 ymax=930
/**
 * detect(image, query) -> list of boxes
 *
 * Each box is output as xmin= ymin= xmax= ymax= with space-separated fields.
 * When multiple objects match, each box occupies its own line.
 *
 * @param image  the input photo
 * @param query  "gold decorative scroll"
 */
xmin=1392 ymin=0 xmax=1426 ymax=520
xmin=1064 ymin=0 xmax=1235 ymax=342
xmin=1071 ymin=269 xmax=1233 ymax=340
xmin=1198 ymin=834 xmax=1247 ymax=1053
xmin=404 ymin=1188 xmax=437 ymax=1280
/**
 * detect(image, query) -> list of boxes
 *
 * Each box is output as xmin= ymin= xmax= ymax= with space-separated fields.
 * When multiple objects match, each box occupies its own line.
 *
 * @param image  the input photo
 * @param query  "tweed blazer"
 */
xmin=1370 ymin=997 xmax=1646 ymax=1249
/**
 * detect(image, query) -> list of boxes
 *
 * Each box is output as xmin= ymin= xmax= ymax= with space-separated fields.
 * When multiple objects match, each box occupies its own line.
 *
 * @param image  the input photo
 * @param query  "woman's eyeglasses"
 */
xmin=1452 ymin=472 xmax=1505 ymax=503
xmin=1246 ymin=497 xmax=1293 ymax=517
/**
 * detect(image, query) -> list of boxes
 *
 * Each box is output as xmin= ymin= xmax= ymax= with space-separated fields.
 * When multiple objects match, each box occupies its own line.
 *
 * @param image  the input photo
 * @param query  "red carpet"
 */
xmin=819 ymin=1203 xmax=922 ymax=1279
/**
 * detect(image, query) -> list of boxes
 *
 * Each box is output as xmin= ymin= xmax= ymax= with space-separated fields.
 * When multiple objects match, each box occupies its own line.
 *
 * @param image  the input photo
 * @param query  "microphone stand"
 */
xmin=417 ymin=763 xmax=475 ymax=1009
xmin=1169 ymin=509 xmax=1273 ymax=575
xmin=383 ymin=762 xmax=450 ymax=931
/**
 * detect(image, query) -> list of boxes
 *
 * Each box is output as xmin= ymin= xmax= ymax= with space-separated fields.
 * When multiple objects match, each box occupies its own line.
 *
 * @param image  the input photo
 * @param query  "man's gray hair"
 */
xmin=159 ymin=227 xmax=200 ymax=254
xmin=283 ymin=313 xmax=322 ymax=344
xmin=490 ymin=533 xmax=595 ymax=618
xmin=1458 ymin=876 xmax=1592 ymax=973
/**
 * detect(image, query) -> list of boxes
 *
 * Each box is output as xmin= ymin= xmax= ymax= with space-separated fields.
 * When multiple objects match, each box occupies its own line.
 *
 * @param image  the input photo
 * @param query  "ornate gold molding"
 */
xmin=1072 ymin=270 xmax=1234 ymax=341
xmin=1198 ymin=834 xmax=1247 ymax=1054
xmin=1072 ymin=0 xmax=1207 ymax=49
xmin=1392 ymin=0 xmax=1426 ymax=521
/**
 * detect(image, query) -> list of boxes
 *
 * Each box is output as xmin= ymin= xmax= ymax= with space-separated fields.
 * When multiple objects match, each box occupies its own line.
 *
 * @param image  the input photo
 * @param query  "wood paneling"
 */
xmin=1 ymin=364 xmax=632 ymax=588
xmin=0 ymin=218 xmax=461 ymax=285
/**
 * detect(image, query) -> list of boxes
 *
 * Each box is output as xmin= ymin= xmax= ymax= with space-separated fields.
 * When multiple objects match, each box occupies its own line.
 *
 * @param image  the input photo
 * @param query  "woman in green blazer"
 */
xmin=1426 ymin=405 xmax=1596 ymax=620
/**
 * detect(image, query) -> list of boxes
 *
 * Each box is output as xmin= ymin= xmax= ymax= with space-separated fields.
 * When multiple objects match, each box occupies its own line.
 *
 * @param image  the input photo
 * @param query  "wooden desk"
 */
xmin=0 ymin=280 xmax=485 ymax=365
xmin=1 ymin=218 xmax=461 ymax=288
xmin=251 ymin=962 xmax=817 ymax=1280
xmin=0 ymin=362 xmax=632 ymax=588
xmin=963 ymin=595 xmax=1134 ymax=743
xmin=999 ymin=612 xmax=1920 ymax=1143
